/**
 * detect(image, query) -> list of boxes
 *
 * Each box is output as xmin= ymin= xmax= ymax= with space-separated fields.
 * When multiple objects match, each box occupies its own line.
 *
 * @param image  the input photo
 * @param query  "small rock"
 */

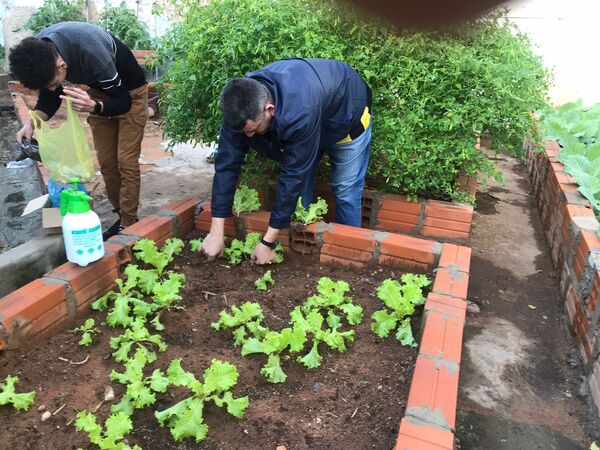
xmin=37 ymin=405 xmax=46 ymax=412
xmin=312 ymin=383 xmax=321 ymax=392
xmin=577 ymin=375 xmax=589 ymax=398
xmin=104 ymin=386 xmax=115 ymax=402
xmin=467 ymin=301 xmax=480 ymax=314
xmin=192 ymin=328 xmax=198 ymax=332
xmin=41 ymin=411 xmax=52 ymax=422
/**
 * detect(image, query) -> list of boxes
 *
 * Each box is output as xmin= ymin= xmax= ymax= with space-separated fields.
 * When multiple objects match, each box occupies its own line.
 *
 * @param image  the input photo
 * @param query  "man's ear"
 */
xmin=265 ymin=102 xmax=275 ymax=115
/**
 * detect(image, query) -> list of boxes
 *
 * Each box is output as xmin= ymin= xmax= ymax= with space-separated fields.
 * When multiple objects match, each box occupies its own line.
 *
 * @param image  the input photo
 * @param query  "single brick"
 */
xmin=44 ymin=253 xmax=117 ymax=293
xmin=406 ymin=355 xmax=459 ymax=430
xmin=544 ymin=140 xmax=560 ymax=151
xmin=378 ymin=255 xmax=431 ymax=272
xmin=321 ymin=243 xmax=373 ymax=263
xmin=394 ymin=419 xmax=454 ymax=450
xmin=419 ymin=310 xmax=464 ymax=364
xmin=423 ymin=216 xmax=472 ymax=233
xmin=323 ymin=224 xmax=376 ymax=252
xmin=378 ymin=209 xmax=421 ymax=225
xmin=242 ymin=210 xmax=271 ymax=232
xmin=320 ymin=253 xmax=368 ymax=270
xmin=424 ymin=293 xmax=467 ymax=320
xmin=432 ymin=268 xmax=469 ymax=300
xmin=380 ymin=234 xmax=438 ymax=264
xmin=421 ymin=226 xmax=469 ymax=241
xmin=425 ymin=201 xmax=473 ymax=223
xmin=438 ymin=244 xmax=471 ymax=273
xmin=379 ymin=194 xmax=423 ymax=215
xmin=376 ymin=219 xmax=419 ymax=234
xmin=120 ymin=215 xmax=174 ymax=244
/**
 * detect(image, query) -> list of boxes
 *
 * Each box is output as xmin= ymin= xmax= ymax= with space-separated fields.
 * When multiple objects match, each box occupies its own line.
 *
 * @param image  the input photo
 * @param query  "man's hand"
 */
xmin=200 ymin=232 xmax=225 ymax=261
xmin=251 ymin=242 xmax=275 ymax=265
xmin=61 ymin=87 xmax=96 ymax=113
xmin=16 ymin=121 xmax=34 ymax=145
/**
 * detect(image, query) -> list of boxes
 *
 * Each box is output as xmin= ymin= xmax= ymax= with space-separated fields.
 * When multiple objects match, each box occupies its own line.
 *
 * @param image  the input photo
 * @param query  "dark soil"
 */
xmin=0 ymin=248 xmax=425 ymax=450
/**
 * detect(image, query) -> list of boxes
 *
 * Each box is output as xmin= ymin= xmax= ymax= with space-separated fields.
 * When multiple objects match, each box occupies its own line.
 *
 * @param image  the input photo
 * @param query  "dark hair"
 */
xmin=220 ymin=78 xmax=271 ymax=131
xmin=9 ymin=38 xmax=59 ymax=90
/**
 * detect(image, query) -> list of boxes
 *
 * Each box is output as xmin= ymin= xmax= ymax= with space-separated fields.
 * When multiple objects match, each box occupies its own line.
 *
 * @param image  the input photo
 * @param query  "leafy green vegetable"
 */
xmin=223 ymin=232 xmax=284 ymax=265
xmin=155 ymin=359 xmax=248 ymax=443
xmin=540 ymin=100 xmax=600 ymax=223
xmin=371 ymin=274 xmax=431 ymax=346
xmin=133 ymin=238 xmax=184 ymax=276
xmin=72 ymin=318 xmax=100 ymax=346
xmin=233 ymin=185 xmax=261 ymax=216
xmin=292 ymin=197 xmax=328 ymax=224
xmin=255 ymin=270 xmax=275 ymax=291
xmin=110 ymin=347 xmax=169 ymax=416
xmin=0 ymin=375 xmax=35 ymax=411
xmin=224 ymin=239 xmax=245 ymax=265
xmin=109 ymin=317 xmax=167 ymax=363
xmin=189 ymin=238 xmax=204 ymax=252
xmin=75 ymin=411 xmax=141 ymax=450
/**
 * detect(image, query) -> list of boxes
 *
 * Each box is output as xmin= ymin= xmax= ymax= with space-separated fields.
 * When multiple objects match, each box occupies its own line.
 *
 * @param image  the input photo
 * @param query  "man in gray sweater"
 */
xmin=9 ymin=22 xmax=147 ymax=237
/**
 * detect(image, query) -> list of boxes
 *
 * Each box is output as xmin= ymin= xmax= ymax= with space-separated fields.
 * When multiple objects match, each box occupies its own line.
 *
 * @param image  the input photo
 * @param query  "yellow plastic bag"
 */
xmin=30 ymin=97 xmax=94 ymax=183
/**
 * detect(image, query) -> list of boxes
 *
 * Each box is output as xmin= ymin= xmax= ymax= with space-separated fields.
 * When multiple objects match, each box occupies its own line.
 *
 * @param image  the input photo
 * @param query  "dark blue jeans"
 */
xmin=301 ymin=122 xmax=372 ymax=227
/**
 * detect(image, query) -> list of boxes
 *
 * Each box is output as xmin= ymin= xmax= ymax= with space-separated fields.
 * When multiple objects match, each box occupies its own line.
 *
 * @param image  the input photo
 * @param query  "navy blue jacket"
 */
xmin=211 ymin=58 xmax=370 ymax=229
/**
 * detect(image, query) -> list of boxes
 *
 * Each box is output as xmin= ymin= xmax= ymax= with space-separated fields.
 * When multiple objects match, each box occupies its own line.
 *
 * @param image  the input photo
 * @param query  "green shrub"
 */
xmin=23 ymin=0 xmax=85 ymax=34
xmin=0 ymin=44 xmax=4 ymax=60
xmin=158 ymin=0 xmax=549 ymax=201
xmin=97 ymin=2 xmax=154 ymax=50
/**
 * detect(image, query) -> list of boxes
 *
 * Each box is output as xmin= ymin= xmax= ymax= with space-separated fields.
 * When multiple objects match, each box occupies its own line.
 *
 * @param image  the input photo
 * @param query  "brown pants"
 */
xmin=88 ymin=84 xmax=148 ymax=226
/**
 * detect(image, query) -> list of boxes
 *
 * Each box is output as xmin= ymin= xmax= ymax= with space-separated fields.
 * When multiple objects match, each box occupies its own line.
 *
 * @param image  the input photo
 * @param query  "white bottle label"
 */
xmin=70 ymin=224 xmax=103 ymax=256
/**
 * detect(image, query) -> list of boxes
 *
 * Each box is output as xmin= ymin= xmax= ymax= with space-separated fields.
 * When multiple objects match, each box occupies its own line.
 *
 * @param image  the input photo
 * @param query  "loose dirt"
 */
xmin=0 ymin=248 xmax=425 ymax=450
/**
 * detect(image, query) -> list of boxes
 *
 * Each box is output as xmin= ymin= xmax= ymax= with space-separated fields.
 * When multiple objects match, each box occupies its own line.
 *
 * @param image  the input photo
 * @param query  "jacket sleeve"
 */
xmin=268 ymin=114 xmax=322 ymax=229
xmin=211 ymin=123 xmax=249 ymax=218
xmin=34 ymin=86 xmax=64 ymax=118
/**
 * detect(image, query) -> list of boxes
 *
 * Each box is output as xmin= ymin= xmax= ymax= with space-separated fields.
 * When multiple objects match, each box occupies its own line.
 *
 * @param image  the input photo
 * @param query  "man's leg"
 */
xmin=328 ymin=122 xmax=372 ymax=226
xmin=116 ymin=84 xmax=148 ymax=226
xmin=88 ymin=115 xmax=120 ymax=212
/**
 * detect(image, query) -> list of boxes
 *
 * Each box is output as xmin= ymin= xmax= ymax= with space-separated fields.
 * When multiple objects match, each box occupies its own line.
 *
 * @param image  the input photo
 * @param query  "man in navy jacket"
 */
xmin=201 ymin=58 xmax=372 ymax=264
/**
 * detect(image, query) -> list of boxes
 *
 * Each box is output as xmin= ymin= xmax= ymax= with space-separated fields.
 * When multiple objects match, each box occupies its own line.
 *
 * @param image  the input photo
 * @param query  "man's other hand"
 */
xmin=251 ymin=242 xmax=275 ymax=265
xmin=61 ymin=87 xmax=96 ymax=113
xmin=200 ymin=233 xmax=225 ymax=261
xmin=16 ymin=122 xmax=34 ymax=145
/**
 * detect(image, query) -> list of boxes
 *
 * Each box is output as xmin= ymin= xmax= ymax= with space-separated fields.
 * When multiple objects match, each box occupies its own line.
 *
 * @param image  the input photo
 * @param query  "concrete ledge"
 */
xmin=0 ymin=235 xmax=66 ymax=297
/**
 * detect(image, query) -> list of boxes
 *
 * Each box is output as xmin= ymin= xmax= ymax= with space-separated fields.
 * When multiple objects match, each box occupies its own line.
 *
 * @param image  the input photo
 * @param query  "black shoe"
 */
xmin=102 ymin=219 xmax=123 ymax=241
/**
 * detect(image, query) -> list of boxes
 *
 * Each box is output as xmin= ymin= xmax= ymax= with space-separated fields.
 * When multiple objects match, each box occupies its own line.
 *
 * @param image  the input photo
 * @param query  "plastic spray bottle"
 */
xmin=60 ymin=178 xmax=104 ymax=266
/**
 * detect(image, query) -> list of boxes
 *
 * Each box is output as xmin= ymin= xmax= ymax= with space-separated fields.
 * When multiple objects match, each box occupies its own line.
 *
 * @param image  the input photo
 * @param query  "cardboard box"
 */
xmin=22 ymin=194 xmax=63 ymax=234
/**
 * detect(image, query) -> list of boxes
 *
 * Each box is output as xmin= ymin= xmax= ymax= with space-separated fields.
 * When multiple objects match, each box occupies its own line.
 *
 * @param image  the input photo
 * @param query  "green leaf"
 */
xmin=255 ymin=270 xmax=275 ymax=291
xmin=298 ymin=341 xmax=322 ymax=369
xmin=260 ymin=354 xmax=287 ymax=383
xmin=233 ymin=185 xmax=261 ymax=216
xmin=396 ymin=318 xmax=417 ymax=347
xmin=189 ymin=238 xmax=204 ymax=252
xmin=203 ymin=359 xmax=239 ymax=395
xmin=0 ymin=375 xmax=35 ymax=411
xmin=212 ymin=391 xmax=249 ymax=417
xmin=156 ymin=397 xmax=208 ymax=442
xmin=371 ymin=309 xmax=398 ymax=338
xmin=292 ymin=196 xmax=328 ymax=224
xmin=241 ymin=337 xmax=265 ymax=356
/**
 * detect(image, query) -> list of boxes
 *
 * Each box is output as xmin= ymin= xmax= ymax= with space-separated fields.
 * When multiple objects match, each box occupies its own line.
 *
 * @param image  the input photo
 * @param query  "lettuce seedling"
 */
xmin=133 ymin=238 xmax=184 ymax=276
xmin=110 ymin=317 xmax=167 ymax=364
xmin=110 ymin=347 xmax=169 ymax=416
xmin=255 ymin=270 xmax=275 ymax=291
xmin=72 ymin=318 xmax=100 ymax=346
xmin=189 ymin=238 xmax=204 ymax=252
xmin=233 ymin=184 xmax=261 ymax=216
xmin=292 ymin=196 xmax=328 ymax=224
xmin=371 ymin=274 xmax=430 ymax=346
xmin=75 ymin=411 xmax=140 ymax=450
xmin=0 ymin=375 xmax=35 ymax=411
xmin=155 ymin=359 xmax=249 ymax=443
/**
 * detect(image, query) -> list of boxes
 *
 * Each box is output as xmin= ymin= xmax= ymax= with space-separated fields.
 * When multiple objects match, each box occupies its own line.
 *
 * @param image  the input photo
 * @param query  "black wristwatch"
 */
xmin=93 ymin=100 xmax=102 ymax=114
xmin=260 ymin=237 xmax=279 ymax=249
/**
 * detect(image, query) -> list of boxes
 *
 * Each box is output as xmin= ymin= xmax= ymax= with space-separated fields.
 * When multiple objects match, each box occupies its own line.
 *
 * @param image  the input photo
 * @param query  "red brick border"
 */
xmin=253 ymin=182 xmax=475 ymax=243
xmin=0 ymin=198 xmax=470 ymax=448
xmin=526 ymin=139 xmax=600 ymax=416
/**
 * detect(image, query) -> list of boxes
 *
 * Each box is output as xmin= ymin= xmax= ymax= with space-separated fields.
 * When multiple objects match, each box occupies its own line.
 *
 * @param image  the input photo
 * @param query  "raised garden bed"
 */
xmin=526 ymin=139 xmax=600 ymax=416
xmin=0 ymin=199 xmax=470 ymax=449
xmin=0 ymin=248 xmax=422 ymax=449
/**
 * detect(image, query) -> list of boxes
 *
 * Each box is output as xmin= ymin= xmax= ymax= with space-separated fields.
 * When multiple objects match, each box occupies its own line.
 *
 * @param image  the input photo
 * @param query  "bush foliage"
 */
xmin=98 ymin=3 xmax=154 ymax=50
xmin=23 ymin=0 xmax=85 ymax=34
xmin=158 ymin=0 xmax=549 ymax=201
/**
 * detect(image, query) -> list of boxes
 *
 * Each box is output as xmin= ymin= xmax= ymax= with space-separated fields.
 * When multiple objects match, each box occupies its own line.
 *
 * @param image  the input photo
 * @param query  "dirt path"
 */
xmin=456 ymin=153 xmax=600 ymax=449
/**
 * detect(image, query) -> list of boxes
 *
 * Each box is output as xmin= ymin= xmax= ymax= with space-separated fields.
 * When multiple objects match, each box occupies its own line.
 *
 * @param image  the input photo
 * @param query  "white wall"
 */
xmin=507 ymin=0 xmax=600 ymax=106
